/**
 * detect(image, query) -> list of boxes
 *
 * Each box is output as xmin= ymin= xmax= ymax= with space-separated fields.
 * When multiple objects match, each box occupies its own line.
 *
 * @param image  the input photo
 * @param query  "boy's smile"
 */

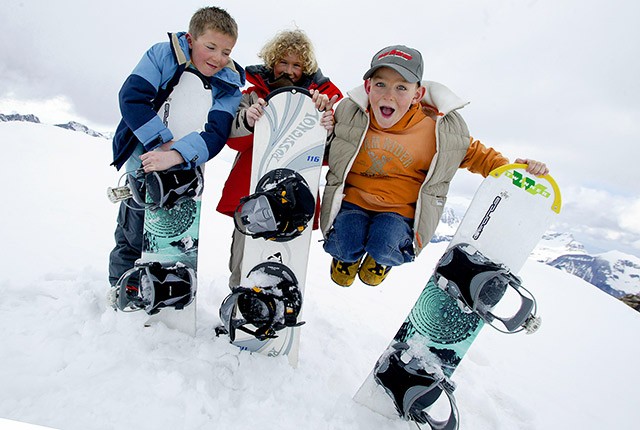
xmin=273 ymin=53 xmax=304 ymax=84
xmin=187 ymin=29 xmax=236 ymax=77
xmin=365 ymin=67 xmax=425 ymax=129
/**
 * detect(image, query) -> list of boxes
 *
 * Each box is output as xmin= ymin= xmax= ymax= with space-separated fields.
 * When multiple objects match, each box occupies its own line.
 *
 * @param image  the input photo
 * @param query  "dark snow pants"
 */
xmin=108 ymin=144 xmax=144 ymax=287
xmin=108 ymin=197 xmax=144 ymax=287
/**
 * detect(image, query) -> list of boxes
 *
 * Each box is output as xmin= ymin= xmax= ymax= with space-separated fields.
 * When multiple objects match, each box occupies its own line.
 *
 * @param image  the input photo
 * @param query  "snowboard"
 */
xmin=218 ymin=87 xmax=327 ymax=366
xmin=354 ymin=163 xmax=562 ymax=428
xmin=110 ymin=70 xmax=212 ymax=336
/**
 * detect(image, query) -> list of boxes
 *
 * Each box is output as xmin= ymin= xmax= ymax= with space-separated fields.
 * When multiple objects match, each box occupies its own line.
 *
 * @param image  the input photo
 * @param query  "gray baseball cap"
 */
xmin=363 ymin=45 xmax=423 ymax=83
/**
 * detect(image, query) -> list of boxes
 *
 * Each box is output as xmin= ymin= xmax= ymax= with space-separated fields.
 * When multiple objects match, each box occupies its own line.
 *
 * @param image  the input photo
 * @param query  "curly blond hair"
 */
xmin=258 ymin=29 xmax=318 ymax=76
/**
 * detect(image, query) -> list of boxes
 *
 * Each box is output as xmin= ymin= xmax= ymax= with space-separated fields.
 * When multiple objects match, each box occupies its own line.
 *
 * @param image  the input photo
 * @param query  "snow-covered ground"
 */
xmin=1 ymin=122 xmax=638 ymax=430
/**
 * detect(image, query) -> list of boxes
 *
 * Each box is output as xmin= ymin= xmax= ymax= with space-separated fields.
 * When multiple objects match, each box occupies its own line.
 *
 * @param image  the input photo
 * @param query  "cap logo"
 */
xmin=377 ymin=49 xmax=413 ymax=61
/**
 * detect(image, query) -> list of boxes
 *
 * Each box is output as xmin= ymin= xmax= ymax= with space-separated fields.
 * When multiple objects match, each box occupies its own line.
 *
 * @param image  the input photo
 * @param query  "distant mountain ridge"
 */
xmin=433 ymin=209 xmax=640 ymax=309
xmin=431 ymin=207 xmax=459 ymax=243
xmin=54 ymin=121 xmax=108 ymax=139
xmin=0 ymin=112 xmax=110 ymax=139
xmin=0 ymin=113 xmax=41 ymax=123
xmin=531 ymin=233 xmax=640 ymax=298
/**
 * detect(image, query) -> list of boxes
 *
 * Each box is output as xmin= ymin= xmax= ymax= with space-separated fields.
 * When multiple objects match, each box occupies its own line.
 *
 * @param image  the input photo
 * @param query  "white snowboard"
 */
xmin=230 ymin=87 xmax=327 ymax=366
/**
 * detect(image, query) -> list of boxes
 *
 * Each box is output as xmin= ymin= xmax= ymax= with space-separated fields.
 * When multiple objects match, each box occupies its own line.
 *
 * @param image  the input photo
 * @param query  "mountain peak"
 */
xmin=54 ymin=121 xmax=107 ymax=138
xmin=0 ymin=112 xmax=109 ymax=139
xmin=0 ymin=113 xmax=41 ymax=123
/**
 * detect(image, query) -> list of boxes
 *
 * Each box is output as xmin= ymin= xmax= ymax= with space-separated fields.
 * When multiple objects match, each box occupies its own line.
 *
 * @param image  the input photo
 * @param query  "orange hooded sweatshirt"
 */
xmin=344 ymin=103 xmax=507 ymax=219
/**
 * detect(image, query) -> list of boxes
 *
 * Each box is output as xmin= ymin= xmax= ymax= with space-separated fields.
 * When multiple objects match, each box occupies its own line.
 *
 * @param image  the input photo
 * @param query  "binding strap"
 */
xmin=374 ymin=342 xmax=459 ymax=430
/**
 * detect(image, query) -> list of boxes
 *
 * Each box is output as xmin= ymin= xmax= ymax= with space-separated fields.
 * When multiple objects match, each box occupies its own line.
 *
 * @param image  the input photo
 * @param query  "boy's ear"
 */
xmin=412 ymin=85 xmax=426 ymax=104
xmin=364 ymin=79 xmax=371 ymax=94
xmin=186 ymin=33 xmax=193 ymax=48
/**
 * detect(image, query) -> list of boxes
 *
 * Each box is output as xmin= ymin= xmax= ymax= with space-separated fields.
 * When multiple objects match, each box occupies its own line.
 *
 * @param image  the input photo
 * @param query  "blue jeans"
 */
xmin=323 ymin=202 xmax=415 ymax=267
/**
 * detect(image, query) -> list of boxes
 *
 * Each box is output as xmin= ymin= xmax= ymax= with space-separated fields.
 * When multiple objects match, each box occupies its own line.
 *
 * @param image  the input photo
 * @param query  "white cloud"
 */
xmin=619 ymin=199 xmax=640 ymax=235
xmin=559 ymin=186 xmax=640 ymax=255
xmin=0 ymin=96 xmax=73 ymax=122
xmin=0 ymin=95 xmax=110 ymax=132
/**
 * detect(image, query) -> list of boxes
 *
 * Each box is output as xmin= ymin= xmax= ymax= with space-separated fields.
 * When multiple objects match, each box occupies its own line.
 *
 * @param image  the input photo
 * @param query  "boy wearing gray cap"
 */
xmin=320 ymin=45 xmax=548 ymax=287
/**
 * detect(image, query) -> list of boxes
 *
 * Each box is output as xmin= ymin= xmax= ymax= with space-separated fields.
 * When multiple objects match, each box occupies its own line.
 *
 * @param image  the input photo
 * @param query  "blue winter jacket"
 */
xmin=111 ymin=32 xmax=245 ymax=170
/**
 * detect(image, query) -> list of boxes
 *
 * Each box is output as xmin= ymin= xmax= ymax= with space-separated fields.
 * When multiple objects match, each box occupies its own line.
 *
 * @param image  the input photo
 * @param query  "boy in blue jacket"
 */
xmin=108 ymin=6 xmax=245 ymax=289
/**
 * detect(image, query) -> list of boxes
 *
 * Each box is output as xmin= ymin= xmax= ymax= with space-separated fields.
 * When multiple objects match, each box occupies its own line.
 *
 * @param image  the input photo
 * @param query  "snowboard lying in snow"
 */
xmin=354 ymin=163 xmax=562 ymax=429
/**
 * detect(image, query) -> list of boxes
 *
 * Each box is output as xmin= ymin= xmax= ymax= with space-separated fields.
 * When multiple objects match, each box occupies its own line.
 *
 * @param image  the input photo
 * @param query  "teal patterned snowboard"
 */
xmin=137 ymin=70 xmax=212 ymax=335
xmin=140 ymin=177 xmax=202 ymax=335
xmin=102 ymin=69 xmax=212 ymax=335
xmin=354 ymin=164 xmax=562 ymax=428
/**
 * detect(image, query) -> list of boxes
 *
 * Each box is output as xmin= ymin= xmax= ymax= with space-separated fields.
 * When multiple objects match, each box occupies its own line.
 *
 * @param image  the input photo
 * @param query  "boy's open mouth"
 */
xmin=380 ymin=106 xmax=395 ymax=117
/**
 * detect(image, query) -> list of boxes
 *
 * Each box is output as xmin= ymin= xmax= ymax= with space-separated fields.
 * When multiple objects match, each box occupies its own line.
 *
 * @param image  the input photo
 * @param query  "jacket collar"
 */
xmin=245 ymin=64 xmax=330 ymax=92
xmin=422 ymin=81 xmax=469 ymax=115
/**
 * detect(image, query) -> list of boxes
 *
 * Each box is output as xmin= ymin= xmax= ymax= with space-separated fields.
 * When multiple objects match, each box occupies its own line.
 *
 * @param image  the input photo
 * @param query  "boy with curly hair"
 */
xmin=216 ymin=29 xmax=343 ymax=288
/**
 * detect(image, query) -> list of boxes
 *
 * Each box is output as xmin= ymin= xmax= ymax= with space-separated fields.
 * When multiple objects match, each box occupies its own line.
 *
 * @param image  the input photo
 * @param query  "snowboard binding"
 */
xmin=435 ymin=244 xmax=541 ymax=334
xmin=107 ymin=166 xmax=204 ymax=211
xmin=374 ymin=342 xmax=459 ymax=430
xmin=234 ymin=168 xmax=315 ymax=242
xmin=111 ymin=261 xmax=196 ymax=315
xmin=218 ymin=262 xmax=305 ymax=341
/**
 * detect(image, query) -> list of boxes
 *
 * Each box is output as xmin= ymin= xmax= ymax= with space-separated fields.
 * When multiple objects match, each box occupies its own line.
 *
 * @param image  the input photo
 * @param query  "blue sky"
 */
xmin=1 ymin=0 xmax=639 ymax=257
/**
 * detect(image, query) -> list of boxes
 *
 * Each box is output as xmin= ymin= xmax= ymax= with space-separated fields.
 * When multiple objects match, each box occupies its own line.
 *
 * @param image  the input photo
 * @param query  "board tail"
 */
xmin=373 ymin=342 xmax=459 ymax=430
